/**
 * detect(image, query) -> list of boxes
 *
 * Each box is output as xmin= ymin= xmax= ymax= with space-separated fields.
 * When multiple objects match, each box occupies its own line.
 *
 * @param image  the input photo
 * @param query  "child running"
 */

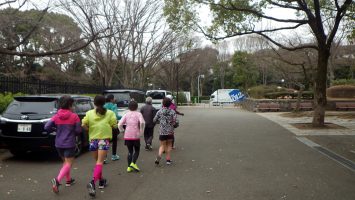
xmin=118 ymin=100 xmax=145 ymax=173
xmin=45 ymin=95 xmax=81 ymax=193
xmin=82 ymin=95 xmax=117 ymax=197
xmin=153 ymin=97 xmax=177 ymax=165
xmin=104 ymin=94 xmax=121 ymax=162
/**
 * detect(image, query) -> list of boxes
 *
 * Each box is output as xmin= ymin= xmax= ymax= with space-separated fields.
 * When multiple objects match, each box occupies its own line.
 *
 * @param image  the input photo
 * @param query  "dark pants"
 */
xmin=144 ymin=127 xmax=154 ymax=146
xmin=112 ymin=128 xmax=119 ymax=155
xmin=125 ymin=140 xmax=140 ymax=165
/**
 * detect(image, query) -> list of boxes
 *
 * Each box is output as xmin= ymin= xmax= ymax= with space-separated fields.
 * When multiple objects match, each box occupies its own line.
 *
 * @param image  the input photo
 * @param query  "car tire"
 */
xmin=9 ymin=149 xmax=26 ymax=157
xmin=74 ymin=135 xmax=83 ymax=157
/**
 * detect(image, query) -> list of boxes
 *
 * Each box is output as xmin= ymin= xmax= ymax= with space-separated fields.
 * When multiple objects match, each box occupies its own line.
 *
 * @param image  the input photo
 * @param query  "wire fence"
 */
xmin=0 ymin=76 xmax=108 ymax=94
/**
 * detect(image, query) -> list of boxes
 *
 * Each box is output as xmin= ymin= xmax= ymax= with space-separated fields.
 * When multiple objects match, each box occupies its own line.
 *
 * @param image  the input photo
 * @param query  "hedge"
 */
xmin=331 ymin=79 xmax=355 ymax=86
xmin=0 ymin=92 xmax=23 ymax=114
xmin=327 ymin=85 xmax=355 ymax=98
xmin=264 ymin=91 xmax=313 ymax=99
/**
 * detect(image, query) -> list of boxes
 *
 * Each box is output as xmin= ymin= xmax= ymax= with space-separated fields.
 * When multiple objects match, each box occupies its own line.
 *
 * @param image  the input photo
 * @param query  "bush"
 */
xmin=191 ymin=96 xmax=210 ymax=103
xmin=331 ymin=79 xmax=355 ymax=86
xmin=0 ymin=92 xmax=23 ymax=114
xmin=264 ymin=91 xmax=313 ymax=99
xmin=247 ymin=85 xmax=288 ymax=99
xmin=174 ymin=92 xmax=187 ymax=104
xmin=327 ymin=85 xmax=355 ymax=98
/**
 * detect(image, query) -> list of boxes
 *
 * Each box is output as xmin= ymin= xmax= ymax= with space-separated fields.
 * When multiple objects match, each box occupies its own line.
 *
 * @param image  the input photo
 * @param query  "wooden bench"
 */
xmin=335 ymin=102 xmax=355 ymax=110
xmin=290 ymin=102 xmax=313 ymax=111
xmin=257 ymin=102 xmax=280 ymax=112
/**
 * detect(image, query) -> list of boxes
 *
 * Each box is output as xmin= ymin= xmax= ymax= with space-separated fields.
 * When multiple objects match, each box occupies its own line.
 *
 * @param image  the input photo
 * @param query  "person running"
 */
xmin=45 ymin=95 xmax=81 ymax=194
xmin=82 ymin=95 xmax=117 ymax=197
xmin=104 ymin=94 xmax=121 ymax=162
xmin=165 ymin=95 xmax=184 ymax=149
xmin=140 ymin=97 xmax=156 ymax=151
xmin=153 ymin=97 xmax=177 ymax=165
xmin=118 ymin=100 xmax=145 ymax=173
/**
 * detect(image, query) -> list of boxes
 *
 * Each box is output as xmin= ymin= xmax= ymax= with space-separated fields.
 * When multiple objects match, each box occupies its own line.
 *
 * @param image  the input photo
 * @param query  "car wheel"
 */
xmin=74 ymin=135 xmax=83 ymax=157
xmin=9 ymin=149 xmax=26 ymax=157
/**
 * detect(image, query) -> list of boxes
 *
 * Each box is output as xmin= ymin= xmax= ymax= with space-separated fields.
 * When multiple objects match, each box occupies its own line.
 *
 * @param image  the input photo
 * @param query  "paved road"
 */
xmin=0 ymin=108 xmax=354 ymax=200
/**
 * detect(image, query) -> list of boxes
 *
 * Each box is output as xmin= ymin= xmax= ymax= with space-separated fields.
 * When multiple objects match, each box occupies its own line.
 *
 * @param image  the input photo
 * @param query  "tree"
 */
xmin=164 ymin=0 xmax=354 ymax=126
xmin=0 ymin=0 xmax=102 ymax=57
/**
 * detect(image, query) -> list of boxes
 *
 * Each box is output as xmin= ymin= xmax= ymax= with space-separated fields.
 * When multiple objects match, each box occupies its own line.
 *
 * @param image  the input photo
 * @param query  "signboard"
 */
xmin=228 ymin=89 xmax=245 ymax=102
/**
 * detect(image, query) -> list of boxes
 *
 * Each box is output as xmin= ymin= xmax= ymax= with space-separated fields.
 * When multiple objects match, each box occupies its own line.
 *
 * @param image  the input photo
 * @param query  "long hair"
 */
xmin=94 ymin=95 xmax=107 ymax=115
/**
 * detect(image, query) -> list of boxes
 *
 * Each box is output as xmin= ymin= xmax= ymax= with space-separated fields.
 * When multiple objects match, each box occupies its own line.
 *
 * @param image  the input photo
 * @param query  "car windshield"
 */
xmin=147 ymin=92 xmax=165 ymax=99
xmin=4 ymin=97 xmax=57 ymax=115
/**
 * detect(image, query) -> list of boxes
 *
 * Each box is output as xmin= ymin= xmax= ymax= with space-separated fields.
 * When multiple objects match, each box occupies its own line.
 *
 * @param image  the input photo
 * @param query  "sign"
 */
xmin=228 ymin=89 xmax=245 ymax=102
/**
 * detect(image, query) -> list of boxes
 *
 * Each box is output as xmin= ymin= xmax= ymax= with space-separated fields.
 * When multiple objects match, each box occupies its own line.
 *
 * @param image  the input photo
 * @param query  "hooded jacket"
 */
xmin=45 ymin=109 xmax=81 ymax=148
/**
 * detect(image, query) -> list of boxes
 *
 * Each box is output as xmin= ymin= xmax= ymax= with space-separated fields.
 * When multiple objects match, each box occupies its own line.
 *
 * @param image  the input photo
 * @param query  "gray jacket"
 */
xmin=140 ymin=104 xmax=157 ymax=128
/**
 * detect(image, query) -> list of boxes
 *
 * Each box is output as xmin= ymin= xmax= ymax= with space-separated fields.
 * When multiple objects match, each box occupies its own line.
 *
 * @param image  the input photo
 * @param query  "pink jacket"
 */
xmin=118 ymin=111 xmax=145 ymax=140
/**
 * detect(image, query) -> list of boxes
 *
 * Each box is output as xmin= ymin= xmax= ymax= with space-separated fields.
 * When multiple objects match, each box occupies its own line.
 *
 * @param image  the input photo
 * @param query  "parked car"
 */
xmin=0 ymin=95 xmax=93 ymax=157
xmin=103 ymin=89 xmax=146 ymax=116
xmin=146 ymin=90 xmax=172 ymax=109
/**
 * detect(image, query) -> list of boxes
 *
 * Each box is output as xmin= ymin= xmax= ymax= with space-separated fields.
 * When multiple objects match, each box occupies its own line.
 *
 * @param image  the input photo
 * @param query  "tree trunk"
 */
xmin=312 ymin=48 xmax=330 ymax=127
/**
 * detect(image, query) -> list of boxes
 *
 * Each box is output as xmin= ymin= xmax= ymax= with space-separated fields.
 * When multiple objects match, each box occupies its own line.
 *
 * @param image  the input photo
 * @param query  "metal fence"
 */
xmin=0 ymin=76 xmax=106 ymax=94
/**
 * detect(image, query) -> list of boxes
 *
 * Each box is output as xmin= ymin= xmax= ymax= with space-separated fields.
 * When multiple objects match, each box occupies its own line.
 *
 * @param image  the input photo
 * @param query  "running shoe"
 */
xmin=98 ymin=178 xmax=107 ymax=189
xmin=145 ymin=145 xmax=149 ymax=151
xmin=65 ymin=178 xmax=76 ymax=187
xmin=127 ymin=166 xmax=134 ymax=173
xmin=148 ymin=144 xmax=153 ymax=151
xmin=155 ymin=156 xmax=161 ymax=166
xmin=130 ymin=162 xmax=140 ymax=172
xmin=103 ymin=159 xmax=108 ymax=164
xmin=87 ymin=180 xmax=96 ymax=197
xmin=111 ymin=154 xmax=120 ymax=161
xmin=51 ymin=178 xmax=60 ymax=193
xmin=166 ymin=160 xmax=173 ymax=165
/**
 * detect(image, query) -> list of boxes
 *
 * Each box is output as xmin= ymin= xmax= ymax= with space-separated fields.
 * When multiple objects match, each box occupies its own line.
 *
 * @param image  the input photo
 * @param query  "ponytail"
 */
xmin=94 ymin=95 xmax=107 ymax=115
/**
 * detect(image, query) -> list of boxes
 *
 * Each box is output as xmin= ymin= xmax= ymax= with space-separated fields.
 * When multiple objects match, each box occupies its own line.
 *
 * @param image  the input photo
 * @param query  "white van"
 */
xmin=146 ymin=90 xmax=172 ymax=109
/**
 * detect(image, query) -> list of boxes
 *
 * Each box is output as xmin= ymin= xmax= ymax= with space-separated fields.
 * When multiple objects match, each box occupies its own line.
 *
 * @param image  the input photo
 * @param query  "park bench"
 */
xmin=257 ymin=102 xmax=280 ymax=112
xmin=335 ymin=102 xmax=355 ymax=110
xmin=290 ymin=102 xmax=313 ymax=111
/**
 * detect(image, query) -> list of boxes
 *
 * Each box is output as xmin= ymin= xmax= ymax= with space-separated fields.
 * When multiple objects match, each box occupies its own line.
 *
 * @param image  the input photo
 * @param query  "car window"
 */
xmin=4 ymin=99 xmax=57 ymax=115
xmin=147 ymin=92 xmax=165 ymax=99
xmin=75 ymin=100 xmax=92 ymax=113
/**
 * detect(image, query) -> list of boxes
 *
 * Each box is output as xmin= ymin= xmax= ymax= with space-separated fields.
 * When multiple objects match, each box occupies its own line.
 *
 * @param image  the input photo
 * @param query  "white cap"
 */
xmin=166 ymin=95 xmax=173 ymax=100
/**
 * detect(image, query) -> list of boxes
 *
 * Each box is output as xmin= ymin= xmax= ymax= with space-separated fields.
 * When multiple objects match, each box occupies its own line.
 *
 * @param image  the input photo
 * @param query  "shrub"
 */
xmin=264 ymin=91 xmax=313 ymax=99
xmin=174 ymin=92 xmax=187 ymax=104
xmin=331 ymin=79 xmax=355 ymax=86
xmin=327 ymin=85 xmax=355 ymax=98
xmin=191 ymin=96 xmax=210 ymax=103
xmin=0 ymin=92 xmax=23 ymax=114
xmin=247 ymin=85 xmax=288 ymax=99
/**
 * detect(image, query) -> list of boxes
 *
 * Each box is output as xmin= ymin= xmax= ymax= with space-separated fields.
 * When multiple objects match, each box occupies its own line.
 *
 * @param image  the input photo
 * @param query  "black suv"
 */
xmin=0 ymin=95 xmax=93 ymax=157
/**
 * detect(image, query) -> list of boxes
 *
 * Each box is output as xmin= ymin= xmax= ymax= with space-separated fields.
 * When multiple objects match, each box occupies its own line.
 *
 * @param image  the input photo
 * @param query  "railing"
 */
xmin=0 ymin=76 xmax=108 ymax=94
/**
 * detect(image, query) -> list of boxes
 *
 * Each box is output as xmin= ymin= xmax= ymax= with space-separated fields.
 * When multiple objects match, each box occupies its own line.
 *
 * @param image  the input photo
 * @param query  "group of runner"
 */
xmin=45 ymin=94 xmax=183 ymax=197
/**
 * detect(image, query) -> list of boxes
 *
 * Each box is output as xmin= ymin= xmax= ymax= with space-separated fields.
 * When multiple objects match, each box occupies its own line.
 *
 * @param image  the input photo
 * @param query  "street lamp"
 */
xmin=197 ymin=74 xmax=205 ymax=104
xmin=174 ymin=57 xmax=180 ymax=105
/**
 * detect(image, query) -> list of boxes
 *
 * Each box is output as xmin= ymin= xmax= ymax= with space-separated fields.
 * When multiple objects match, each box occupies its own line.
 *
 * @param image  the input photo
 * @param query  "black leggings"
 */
xmin=125 ymin=140 xmax=140 ymax=166
xmin=112 ymin=128 xmax=119 ymax=155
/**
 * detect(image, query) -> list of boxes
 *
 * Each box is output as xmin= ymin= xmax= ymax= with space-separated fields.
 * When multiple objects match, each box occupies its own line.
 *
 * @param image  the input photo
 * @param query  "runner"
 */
xmin=140 ymin=97 xmax=157 ymax=151
xmin=82 ymin=95 xmax=117 ymax=197
xmin=45 ymin=95 xmax=81 ymax=194
xmin=104 ymin=94 xmax=121 ymax=162
xmin=118 ymin=100 xmax=145 ymax=172
xmin=165 ymin=95 xmax=184 ymax=149
xmin=153 ymin=97 xmax=177 ymax=165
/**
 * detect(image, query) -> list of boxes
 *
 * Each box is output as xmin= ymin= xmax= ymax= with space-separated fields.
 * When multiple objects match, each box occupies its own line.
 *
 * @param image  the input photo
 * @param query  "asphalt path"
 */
xmin=0 ymin=107 xmax=354 ymax=200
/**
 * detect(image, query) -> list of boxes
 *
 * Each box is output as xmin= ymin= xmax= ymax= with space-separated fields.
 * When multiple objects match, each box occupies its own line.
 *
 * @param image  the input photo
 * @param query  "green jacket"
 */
xmin=104 ymin=102 xmax=122 ymax=120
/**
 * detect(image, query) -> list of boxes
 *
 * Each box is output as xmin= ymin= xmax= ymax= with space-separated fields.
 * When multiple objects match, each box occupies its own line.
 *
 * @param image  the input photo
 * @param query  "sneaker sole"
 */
xmin=87 ymin=184 xmax=96 ymax=197
xmin=65 ymin=181 xmax=75 ymax=187
xmin=51 ymin=179 xmax=59 ymax=193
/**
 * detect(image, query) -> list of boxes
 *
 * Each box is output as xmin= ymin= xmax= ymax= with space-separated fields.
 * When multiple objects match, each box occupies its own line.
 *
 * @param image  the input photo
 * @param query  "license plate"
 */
xmin=17 ymin=124 xmax=32 ymax=132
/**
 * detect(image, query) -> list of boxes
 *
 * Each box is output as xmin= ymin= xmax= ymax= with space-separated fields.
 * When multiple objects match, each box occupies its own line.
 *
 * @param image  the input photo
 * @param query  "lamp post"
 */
xmin=174 ymin=57 xmax=180 ymax=105
xmin=197 ymin=74 xmax=205 ymax=104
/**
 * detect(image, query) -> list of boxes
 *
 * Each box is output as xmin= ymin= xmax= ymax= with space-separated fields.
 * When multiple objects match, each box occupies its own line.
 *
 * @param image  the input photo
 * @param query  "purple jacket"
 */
xmin=45 ymin=109 xmax=81 ymax=148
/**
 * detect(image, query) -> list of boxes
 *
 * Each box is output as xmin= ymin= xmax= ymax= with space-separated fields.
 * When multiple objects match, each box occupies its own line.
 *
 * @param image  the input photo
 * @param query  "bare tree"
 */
xmin=0 ymin=0 xmax=104 ymax=57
